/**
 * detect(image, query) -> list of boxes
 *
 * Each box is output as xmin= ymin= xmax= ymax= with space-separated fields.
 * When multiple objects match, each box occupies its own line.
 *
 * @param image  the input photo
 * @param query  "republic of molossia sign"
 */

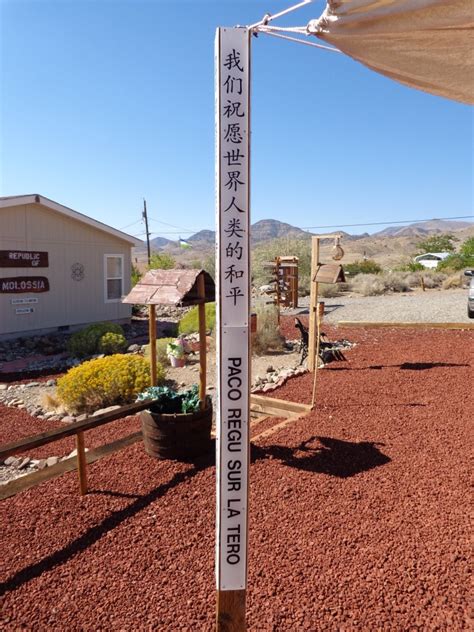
xmin=215 ymin=26 xmax=251 ymax=592
xmin=0 ymin=277 xmax=49 ymax=293
xmin=0 ymin=250 xmax=48 ymax=268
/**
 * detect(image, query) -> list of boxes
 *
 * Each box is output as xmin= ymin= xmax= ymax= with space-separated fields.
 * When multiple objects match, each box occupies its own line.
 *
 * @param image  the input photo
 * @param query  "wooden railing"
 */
xmin=0 ymin=400 xmax=153 ymax=497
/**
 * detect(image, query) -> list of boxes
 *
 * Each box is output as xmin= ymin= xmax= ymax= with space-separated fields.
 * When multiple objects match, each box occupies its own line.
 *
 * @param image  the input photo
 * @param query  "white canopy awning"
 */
xmin=306 ymin=0 xmax=473 ymax=104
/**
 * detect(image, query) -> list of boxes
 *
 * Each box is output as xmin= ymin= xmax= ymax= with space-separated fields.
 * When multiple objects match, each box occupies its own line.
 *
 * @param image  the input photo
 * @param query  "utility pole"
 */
xmin=142 ymin=198 xmax=151 ymax=266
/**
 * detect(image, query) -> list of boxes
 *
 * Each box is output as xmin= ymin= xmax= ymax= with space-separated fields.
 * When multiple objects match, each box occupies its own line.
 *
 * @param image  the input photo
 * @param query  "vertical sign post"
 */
xmin=215 ymin=26 xmax=251 ymax=631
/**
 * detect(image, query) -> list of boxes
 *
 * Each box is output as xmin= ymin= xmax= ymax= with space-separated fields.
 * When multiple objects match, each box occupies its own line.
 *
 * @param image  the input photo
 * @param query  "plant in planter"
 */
xmin=166 ymin=339 xmax=186 ymax=368
xmin=137 ymin=385 xmax=212 ymax=460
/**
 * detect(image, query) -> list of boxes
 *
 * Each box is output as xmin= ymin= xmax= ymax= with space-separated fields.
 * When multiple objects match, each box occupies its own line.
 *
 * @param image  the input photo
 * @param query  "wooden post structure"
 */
xmin=311 ymin=301 xmax=325 ymax=409
xmin=308 ymin=237 xmax=320 ymax=372
xmin=76 ymin=431 xmax=87 ymax=495
xmin=148 ymin=304 xmax=157 ymax=386
xmin=197 ymin=273 xmax=207 ymax=410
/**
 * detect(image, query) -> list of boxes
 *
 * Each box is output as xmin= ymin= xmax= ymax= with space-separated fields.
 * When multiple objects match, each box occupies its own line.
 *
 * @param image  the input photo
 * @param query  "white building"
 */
xmin=413 ymin=252 xmax=451 ymax=269
xmin=0 ymin=194 xmax=141 ymax=339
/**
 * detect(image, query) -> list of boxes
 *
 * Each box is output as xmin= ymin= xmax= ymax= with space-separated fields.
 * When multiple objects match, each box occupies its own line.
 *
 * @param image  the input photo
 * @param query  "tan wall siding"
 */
xmin=0 ymin=204 xmax=132 ymax=335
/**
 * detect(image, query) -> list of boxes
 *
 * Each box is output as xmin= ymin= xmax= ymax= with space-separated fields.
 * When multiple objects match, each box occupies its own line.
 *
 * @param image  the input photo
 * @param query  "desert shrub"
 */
xmin=178 ymin=302 xmax=216 ymax=335
xmin=40 ymin=392 xmax=61 ymax=412
xmin=422 ymin=271 xmax=446 ymax=288
xmin=68 ymin=322 xmax=124 ymax=358
xmin=349 ymin=273 xmax=386 ymax=296
xmin=98 ymin=332 xmax=127 ymax=355
xmin=318 ymin=283 xmax=340 ymax=298
xmin=252 ymin=303 xmax=285 ymax=355
xmin=442 ymin=273 xmax=463 ymax=289
xmin=396 ymin=261 xmax=425 ymax=272
xmin=406 ymin=272 xmax=423 ymax=288
xmin=438 ymin=254 xmax=474 ymax=272
xmin=344 ymin=259 xmax=382 ymax=276
xmin=383 ymin=272 xmax=410 ymax=293
xmin=143 ymin=337 xmax=175 ymax=366
xmin=57 ymin=354 xmax=157 ymax=413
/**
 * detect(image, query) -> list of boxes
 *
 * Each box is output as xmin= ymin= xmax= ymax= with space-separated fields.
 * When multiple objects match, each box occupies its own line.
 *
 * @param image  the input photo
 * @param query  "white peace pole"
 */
xmin=215 ymin=26 xmax=251 ymax=630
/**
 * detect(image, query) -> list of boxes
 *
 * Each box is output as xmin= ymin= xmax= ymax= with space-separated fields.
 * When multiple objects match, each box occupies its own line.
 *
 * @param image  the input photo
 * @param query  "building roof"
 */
xmin=414 ymin=252 xmax=451 ymax=261
xmin=122 ymin=269 xmax=215 ymax=306
xmin=0 ymin=194 xmax=142 ymax=246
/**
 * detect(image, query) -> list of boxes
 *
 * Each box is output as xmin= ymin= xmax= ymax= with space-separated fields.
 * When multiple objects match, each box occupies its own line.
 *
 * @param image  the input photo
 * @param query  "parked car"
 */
xmin=465 ymin=270 xmax=474 ymax=318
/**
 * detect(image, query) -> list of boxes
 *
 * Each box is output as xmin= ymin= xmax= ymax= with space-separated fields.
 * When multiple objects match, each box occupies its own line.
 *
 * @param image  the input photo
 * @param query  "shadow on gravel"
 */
xmin=252 ymin=435 xmax=390 ymax=479
xmin=327 ymin=361 xmax=469 ymax=371
xmin=0 ymin=451 xmax=215 ymax=595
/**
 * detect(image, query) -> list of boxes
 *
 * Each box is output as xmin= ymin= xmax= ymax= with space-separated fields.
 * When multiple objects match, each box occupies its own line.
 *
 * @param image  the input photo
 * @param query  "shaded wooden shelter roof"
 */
xmin=122 ymin=269 xmax=215 ymax=306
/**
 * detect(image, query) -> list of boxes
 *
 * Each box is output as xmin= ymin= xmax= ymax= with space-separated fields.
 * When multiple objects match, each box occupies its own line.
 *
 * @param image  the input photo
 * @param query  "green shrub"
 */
xmin=57 ymin=354 xmax=158 ymax=414
xmin=98 ymin=332 xmax=127 ymax=355
xmin=143 ymin=337 xmax=175 ymax=365
xmin=178 ymin=302 xmax=216 ymax=335
xmin=438 ymin=253 xmax=474 ymax=272
xmin=131 ymin=264 xmax=142 ymax=287
xmin=68 ymin=322 xmax=124 ymax=358
xmin=148 ymin=252 xmax=176 ymax=270
xmin=344 ymin=259 xmax=382 ymax=276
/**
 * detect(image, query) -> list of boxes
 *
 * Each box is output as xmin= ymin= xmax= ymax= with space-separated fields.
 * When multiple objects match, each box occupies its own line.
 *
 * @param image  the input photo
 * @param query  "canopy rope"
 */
xmin=256 ymin=28 xmax=342 ymax=54
xmin=248 ymin=0 xmax=313 ymax=31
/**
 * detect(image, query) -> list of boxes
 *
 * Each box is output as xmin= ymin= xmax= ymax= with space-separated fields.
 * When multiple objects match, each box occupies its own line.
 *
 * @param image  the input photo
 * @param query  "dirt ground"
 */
xmin=1 ymin=323 xmax=472 ymax=630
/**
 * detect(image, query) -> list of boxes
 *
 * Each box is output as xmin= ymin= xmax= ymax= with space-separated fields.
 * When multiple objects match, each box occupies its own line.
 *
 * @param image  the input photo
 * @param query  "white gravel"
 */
xmin=292 ymin=289 xmax=472 ymax=324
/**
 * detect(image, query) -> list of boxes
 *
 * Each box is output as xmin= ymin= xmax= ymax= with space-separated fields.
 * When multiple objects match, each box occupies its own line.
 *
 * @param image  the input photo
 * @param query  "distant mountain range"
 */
xmin=144 ymin=218 xmax=472 ymax=251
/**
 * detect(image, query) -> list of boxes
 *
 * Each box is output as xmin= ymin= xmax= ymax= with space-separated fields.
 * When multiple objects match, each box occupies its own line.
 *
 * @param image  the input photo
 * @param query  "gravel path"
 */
xmin=1 ymin=326 xmax=472 ymax=630
xmin=291 ymin=288 xmax=471 ymax=323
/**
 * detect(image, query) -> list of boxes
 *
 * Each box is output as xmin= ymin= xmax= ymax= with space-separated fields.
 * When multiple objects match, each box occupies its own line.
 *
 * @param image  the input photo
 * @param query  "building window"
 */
xmin=105 ymin=255 xmax=124 ymax=302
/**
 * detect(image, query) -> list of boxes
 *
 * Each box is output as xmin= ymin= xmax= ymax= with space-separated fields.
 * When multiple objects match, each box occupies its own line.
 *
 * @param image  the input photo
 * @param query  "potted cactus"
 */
xmin=137 ymin=385 xmax=212 ymax=460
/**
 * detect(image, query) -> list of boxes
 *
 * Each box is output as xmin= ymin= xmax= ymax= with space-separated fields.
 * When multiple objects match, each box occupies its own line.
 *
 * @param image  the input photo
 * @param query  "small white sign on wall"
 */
xmin=11 ymin=298 xmax=39 ymax=305
xmin=215 ymin=26 xmax=251 ymax=592
xmin=15 ymin=307 xmax=35 ymax=315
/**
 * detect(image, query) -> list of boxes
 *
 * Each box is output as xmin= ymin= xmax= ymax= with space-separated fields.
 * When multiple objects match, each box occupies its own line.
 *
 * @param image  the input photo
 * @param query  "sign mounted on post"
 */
xmin=0 ymin=250 xmax=48 ymax=268
xmin=215 ymin=25 xmax=251 ymax=598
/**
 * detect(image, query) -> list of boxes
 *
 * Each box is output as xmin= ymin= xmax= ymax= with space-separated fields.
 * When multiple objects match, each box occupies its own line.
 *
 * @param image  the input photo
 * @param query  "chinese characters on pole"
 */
xmin=215 ymin=27 xmax=250 ymax=592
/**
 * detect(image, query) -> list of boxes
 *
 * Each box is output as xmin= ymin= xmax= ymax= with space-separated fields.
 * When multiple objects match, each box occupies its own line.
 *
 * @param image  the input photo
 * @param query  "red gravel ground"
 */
xmin=1 ymin=323 xmax=472 ymax=630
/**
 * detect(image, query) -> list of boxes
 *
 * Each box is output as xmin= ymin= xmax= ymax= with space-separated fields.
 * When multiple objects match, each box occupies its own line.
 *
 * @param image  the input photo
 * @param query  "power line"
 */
xmin=300 ymin=215 xmax=473 ymax=231
xmin=119 ymin=219 xmax=142 ymax=230
xmin=148 ymin=216 xmax=198 ymax=233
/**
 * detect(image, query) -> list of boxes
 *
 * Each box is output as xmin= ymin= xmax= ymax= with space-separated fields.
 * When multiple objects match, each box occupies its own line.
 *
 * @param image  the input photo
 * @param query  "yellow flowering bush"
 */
xmin=57 ymin=354 xmax=163 ymax=414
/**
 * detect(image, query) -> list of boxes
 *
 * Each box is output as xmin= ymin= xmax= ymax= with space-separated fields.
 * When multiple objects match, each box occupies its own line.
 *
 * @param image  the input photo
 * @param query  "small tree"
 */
xmin=416 ymin=233 xmax=458 ymax=255
xmin=438 ymin=236 xmax=474 ymax=271
xmin=148 ymin=252 xmax=176 ymax=270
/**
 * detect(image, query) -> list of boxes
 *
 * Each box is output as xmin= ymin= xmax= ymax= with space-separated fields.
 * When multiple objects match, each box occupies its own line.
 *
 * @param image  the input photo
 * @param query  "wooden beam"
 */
xmin=308 ymin=237 xmax=320 ymax=371
xmin=197 ymin=273 xmax=207 ymax=410
xmin=0 ymin=431 xmax=142 ymax=500
xmin=149 ymin=304 xmax=157 ymax=385
xmin=338 ymin=321 xmax=474 ymax=330
xmin=216 ymin=589 xmax=246 ymax=632
xmin=0 ymin=400 xmax=152 ymax=460
xmin=250 ymin=394 xmax=312 ymax=414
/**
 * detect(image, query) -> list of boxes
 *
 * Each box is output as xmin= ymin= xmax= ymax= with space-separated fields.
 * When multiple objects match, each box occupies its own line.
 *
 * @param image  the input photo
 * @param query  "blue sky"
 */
xmin=1 ymin=0 xmax=472 ymax=240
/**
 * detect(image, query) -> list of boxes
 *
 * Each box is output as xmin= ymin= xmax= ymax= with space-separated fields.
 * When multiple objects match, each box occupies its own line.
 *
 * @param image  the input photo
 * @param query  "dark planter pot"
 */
xmin=140 ymin=400 xmax=212 ymax=461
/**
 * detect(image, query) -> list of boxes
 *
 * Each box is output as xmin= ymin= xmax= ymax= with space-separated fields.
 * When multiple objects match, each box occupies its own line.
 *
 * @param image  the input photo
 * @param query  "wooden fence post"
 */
xmin=308 ymin=237 xmax=320 ymax=372
xmin=76 ymin=431 xmax=87 ymax=495
xmin=148 ymin=304 xmax=157 ymax=386
xmin=197 ymin=273 xmax=207 ymax=410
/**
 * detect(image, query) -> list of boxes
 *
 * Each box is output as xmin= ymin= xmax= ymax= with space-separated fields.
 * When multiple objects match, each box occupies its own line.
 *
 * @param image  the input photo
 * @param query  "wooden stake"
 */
xmin=76 ymin=431 xmax=87 ymax=496
xmin=308 ymin=237 xmax=320 ymax=372
xmin=197 ymin=273 xmax=207 ymax=410
xmin=217 ymin=590 xmax=246 ymax=632
xmin=311 ymin=306 xmax=322 ymax=409
xmin=148 ymin=304 xmax=157 ymax=386
xmin=421 ymin=275 xmax=425 ymax=291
